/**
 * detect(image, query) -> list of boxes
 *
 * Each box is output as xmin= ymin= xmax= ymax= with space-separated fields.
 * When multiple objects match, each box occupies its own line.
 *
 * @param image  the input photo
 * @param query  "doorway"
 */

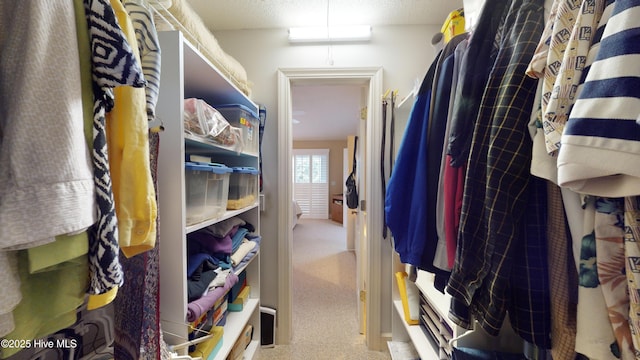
xmin=276 ymin=67 xmax=387 ymax=350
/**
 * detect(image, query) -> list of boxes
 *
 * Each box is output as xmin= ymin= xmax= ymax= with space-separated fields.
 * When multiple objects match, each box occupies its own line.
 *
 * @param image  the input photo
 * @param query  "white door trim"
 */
xmin=276 ymin=67 xmax=385 ymax=350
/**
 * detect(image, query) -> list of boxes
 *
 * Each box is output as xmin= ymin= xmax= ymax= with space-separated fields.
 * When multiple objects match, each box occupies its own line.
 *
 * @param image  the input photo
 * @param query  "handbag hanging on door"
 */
xmin=345 ymin=136 xmax=359 ymax=209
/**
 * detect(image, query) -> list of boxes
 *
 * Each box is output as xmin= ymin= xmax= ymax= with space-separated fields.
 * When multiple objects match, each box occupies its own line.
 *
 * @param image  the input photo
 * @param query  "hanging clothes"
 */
xmin=446 ymin=0 xmax=550 ymax=348
xmin=113 ymin=0 xmax=163 ymax=358
xmin=533 ymin=1 xmax=635 ymax=358
xmin=558 ymin=1 xmax=640 ymax=358
xmin=0 ymin=0 xmax=95 ymax=341
xmin=565 ymin=195 xmax=620 ymax=360
xmin=0 ymin=237 xmax=89 ymax=359
xmin=594 ymin=197 xmax=634 ymax=359
xmin=386 ymin=11 xmax=472 ymax=286
xmin=442 ymin=0 xmax=512 ymax=273
xmin=558 ymin=0 xmax=640 ymax=198
xmin=545 ymin=181 xmax=578 ymax=360
xmin=385 ymin=50 xmax=450 ymax=289
xmin=526 ymin=0 xmax=582 ymax=155
xmin=106 ymin=0 xmax=158 ymax=259
xmin=0 ymin=2 xmax=96 ymax=250
xmin=525 ymin=1 xmax=608 ymax=357
xmin=444 ymin=0 xmax=517 ymax=309
xmin=527 ymin=0 xmax=620 ymax=358
xmin=439 ymin=44 xmax=469 ymax=270
xmin=445 ymin=0 xmax=510 ymax=169
xmin=427 ymin=32 xmax=468 ymax=272
xmin=526 ymin=0 xmax=607 ymax=183
xmin=83 ymin=0 xmax=146 ymax=309
xmin=623 ymin=196 xmax=640 ymax=357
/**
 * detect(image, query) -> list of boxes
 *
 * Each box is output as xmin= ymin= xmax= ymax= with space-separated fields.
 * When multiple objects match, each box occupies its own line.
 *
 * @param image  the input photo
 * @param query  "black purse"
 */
xmin=345 ymin=136 xmax=359 ymax=209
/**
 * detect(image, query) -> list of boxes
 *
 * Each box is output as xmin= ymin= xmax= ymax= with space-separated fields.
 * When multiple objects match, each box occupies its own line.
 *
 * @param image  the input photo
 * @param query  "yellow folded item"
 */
xmin=227 ymin=194 xmax=256 ymax=210
xmin=234 ymin=285 xmax=250 ymax=305
xmin=229 ymin=285 xmax=250 ymax=311
xmin=190 ymin=326 xmax=224 ymax=359
xmin=395 ymin=271 xmax=419 ymax=325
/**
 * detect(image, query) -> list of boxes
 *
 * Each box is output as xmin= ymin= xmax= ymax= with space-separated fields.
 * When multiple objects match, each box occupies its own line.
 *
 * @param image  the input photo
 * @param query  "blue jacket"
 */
xmin=385 ymin=57 xmax=449 ymax=281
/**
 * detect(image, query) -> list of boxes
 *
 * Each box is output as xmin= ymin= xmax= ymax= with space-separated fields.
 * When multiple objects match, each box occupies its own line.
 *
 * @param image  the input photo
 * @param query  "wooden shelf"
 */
xmin=331 ymin=194 xmax=343 ymax=224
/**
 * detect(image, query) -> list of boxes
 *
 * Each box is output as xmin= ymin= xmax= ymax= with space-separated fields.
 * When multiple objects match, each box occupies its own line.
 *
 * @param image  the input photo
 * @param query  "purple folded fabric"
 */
xmin=186 ymin=272 xmax=238 ymax=322
xmin=187 ymin=227 xmax=235 ymax=255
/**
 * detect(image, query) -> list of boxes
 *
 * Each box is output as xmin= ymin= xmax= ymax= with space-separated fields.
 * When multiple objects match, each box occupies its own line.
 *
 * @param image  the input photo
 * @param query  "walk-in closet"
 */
xmin=2 ymin=1 xmax=640 ymax=360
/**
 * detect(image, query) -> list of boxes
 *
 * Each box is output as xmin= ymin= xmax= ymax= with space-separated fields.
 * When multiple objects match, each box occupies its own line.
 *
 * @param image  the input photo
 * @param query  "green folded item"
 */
xmin=1 ymin=251 xmax=88 ymax=359
xmin=27 ymin=231 xmax=89 ymax=274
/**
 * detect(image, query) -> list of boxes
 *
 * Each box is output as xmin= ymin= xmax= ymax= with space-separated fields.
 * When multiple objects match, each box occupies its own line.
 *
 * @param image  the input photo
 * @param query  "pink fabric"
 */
xmin=443 ymin=155 xmax=465 ymax=268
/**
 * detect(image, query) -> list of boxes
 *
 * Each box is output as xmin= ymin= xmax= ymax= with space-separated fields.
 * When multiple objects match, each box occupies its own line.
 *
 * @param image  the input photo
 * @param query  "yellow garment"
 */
xmin=106 ymin=0 xmax=157 ymax=258
xmin=441 ymin=8 xmax=465 ymax=43
xmin=87 ymin=287 xmax=118 ymax=311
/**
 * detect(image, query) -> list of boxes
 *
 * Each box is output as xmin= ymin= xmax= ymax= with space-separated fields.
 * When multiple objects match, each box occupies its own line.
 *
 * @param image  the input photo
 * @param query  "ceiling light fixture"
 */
xmin=288 ymin=25 xmax=372 ymax=43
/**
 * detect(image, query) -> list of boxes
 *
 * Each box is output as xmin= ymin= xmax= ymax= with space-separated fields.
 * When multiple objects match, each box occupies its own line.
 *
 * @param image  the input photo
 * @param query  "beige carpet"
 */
xmin=256 ymin=219 xmax=391 ymax=360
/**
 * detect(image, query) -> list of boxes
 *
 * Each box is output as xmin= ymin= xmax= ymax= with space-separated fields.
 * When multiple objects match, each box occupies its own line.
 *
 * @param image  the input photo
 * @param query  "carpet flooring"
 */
xmin=255 ymin=219 xmax=391 ymax=360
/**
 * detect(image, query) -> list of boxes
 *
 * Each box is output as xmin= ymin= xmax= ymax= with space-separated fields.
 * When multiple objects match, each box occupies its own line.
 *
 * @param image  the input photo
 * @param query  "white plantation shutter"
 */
xmin=293 ymin=149 xmax=329 ymax=219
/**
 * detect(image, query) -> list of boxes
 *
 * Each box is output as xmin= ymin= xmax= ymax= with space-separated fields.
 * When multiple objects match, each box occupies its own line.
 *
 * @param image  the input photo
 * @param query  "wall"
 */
xmin=293 ymin=139 xmax=348 ymax=217
xmin=214 ymin=24 xmax=441 ymax=343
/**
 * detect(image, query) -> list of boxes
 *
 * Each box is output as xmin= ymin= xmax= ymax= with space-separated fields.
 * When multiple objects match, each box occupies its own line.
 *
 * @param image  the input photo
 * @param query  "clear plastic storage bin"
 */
xmin=227 ymin=167 xmax=259 ymax=210
xmin=215 ymin=104 xmax=259 ymax=156
xmin=185 ymin=162 xmax=232 ymax=225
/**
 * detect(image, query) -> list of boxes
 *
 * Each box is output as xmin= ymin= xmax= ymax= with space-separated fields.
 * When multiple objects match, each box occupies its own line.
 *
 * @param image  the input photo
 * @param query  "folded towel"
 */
xmin=231 ymin=239 xmax=257 ymax=266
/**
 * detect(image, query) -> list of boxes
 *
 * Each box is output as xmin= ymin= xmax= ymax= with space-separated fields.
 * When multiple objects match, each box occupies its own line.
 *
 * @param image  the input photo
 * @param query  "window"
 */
xmin=293 ymin=149 xmax=329 ymax=219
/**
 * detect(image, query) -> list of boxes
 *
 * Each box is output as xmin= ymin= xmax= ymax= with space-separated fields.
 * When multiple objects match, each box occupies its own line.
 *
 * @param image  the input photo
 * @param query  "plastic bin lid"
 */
xmin=214 ymin=103 xmax=259 ymax=119
xmin=185 ymin=162 xmax=232 ymax=174
xmin=232 ymin=167 xmax=259 ymax=175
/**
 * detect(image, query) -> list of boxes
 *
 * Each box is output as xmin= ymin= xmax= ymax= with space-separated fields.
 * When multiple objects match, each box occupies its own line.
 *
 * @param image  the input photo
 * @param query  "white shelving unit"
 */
xmin=391 ymin=300 xmax=439 ymax=360
xmin=390 ymin=250 xmax=447 ymax=359
xmin=156 ymin=30 xmax=261 ymax=360
xmin=415 ymin=271 xmax=455 ymax=360
xmin=391 ymin=256 xmax=526 ymax=359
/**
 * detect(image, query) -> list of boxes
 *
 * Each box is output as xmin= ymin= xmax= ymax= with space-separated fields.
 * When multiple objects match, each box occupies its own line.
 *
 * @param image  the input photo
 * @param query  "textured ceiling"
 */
xmin=187 ymin=0 xmax=463 ymax=31
xmin=291 ymin=83 xmax=366 ymax=141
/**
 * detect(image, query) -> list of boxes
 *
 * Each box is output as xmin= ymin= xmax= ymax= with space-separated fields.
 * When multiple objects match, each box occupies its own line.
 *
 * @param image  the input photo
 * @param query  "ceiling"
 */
xmin=187 ymin=0 xmax=463 ymax=31
xmin=185 ymin=0 xmax=464 ymax=141
xmin=291 ymin=83 xmax=366 ymax=141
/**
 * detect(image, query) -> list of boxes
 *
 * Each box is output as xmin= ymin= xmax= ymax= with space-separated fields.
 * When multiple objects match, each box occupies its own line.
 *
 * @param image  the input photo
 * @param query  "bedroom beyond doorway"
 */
xmin=256 ymin=219 xmax=391 ymax=359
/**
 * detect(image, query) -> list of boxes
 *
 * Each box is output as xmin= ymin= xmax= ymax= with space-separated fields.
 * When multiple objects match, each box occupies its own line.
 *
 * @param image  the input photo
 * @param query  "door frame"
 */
xmin=276 ymin=67 xmax=385 ymax=350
